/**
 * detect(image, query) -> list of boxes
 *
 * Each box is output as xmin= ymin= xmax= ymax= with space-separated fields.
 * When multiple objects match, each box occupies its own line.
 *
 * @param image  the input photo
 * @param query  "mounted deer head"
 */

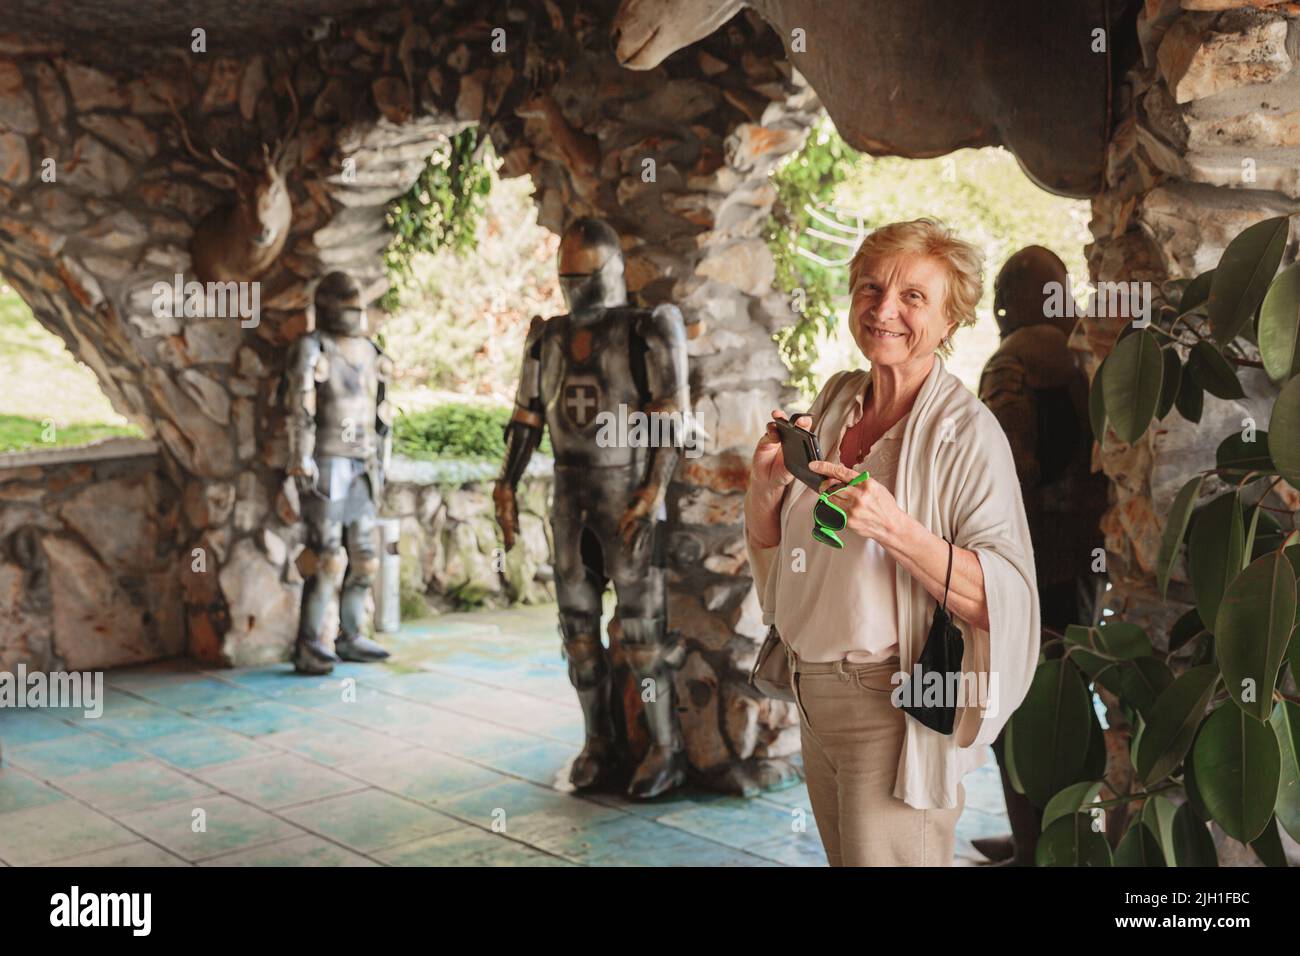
xmin=168 ymin=77 xmax=300 ymax=284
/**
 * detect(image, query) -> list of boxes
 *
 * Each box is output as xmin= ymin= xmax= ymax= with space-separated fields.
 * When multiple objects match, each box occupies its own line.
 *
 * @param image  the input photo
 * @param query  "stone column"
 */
xmin=482 ymin=8 xmax=820 ymax=793
xmin=1082 ymin=0 xmax=1300 ymax=858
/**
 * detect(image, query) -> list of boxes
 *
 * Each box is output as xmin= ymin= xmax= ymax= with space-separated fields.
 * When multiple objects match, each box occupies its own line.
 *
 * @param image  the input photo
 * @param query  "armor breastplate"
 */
xmin=540 ymin=309 xmax=649 ymax=468
xmin=316 ymin=333 xmax=379 ymax=461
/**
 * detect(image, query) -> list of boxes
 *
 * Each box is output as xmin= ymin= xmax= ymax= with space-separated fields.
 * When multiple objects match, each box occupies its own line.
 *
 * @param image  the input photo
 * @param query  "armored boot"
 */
xmin=295 ymin=548 xmax=345 ymax=675
xmin=560 ymin=611 xmax=619 ymax=790
xmin=621 ymin=616 xmax=688 ymax=800
xmin=336 ymin=566 xmax=389 ymax=662
xmin=294 ymin=633 xmax=339 ymax=675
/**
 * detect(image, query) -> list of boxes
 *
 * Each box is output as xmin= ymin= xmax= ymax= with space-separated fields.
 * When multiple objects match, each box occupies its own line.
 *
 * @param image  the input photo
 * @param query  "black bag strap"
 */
xmin=940 ymin=536 xmax=953 ymax=613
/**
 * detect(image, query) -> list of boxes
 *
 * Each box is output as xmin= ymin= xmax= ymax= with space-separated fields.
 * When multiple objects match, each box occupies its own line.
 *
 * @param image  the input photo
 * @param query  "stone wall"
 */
xmin=1085 ymin=1 xmax=1300 ymax=634
xmin=0 ymin=438 xmax=184 ymax=672
xmin=382 ymin=456 xmax=556 ymax=613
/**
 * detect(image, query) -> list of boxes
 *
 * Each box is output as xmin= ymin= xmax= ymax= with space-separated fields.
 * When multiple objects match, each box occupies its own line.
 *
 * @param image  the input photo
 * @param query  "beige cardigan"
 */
xmin=744 ymin=356 xmax=1041 ymax=809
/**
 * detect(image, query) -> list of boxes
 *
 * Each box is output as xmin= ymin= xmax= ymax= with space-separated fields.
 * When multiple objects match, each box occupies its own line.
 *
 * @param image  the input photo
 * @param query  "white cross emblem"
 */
xmin=563 ymin=379 xmax=600 ymax=428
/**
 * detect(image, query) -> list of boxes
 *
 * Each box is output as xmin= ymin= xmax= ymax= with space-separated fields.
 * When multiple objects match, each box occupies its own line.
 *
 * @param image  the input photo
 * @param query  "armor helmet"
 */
xmin=314 ymin=270 xmax=368 ymax=336
xmin=557 ymin=217 xmax=628 ymax=317
xmin=993 ymin=246 xmax=1072 ymax=337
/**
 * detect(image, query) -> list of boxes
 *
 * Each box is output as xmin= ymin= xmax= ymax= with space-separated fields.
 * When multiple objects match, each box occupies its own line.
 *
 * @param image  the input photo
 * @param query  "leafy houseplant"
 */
xmin=1008 ymin=214 xmax=1300 ymax=866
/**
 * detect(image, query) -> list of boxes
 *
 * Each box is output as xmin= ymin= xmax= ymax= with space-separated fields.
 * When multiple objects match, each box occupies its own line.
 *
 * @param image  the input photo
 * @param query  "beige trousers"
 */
xmin=789 ymin=650 xmax=965 ymax=866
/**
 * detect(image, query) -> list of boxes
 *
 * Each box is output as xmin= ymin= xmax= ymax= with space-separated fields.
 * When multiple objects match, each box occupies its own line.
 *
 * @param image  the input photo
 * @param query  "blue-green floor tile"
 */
xmin=0 ymin=710 xmax=79 ymax=746
xmin=128 ymin=728 xmax=270 ymax=770
xmin=7 ymin=732 xmax=138 ymax=778
xmin=0 ymin=768 xmax=67 ymax=813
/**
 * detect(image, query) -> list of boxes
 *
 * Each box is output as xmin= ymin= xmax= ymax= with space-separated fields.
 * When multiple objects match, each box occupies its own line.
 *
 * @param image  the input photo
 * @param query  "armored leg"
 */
xmin=297 ymin=513 xmax=345 ymax=675
xmin=619 ymin=615 xmax=687 ymax=799
xmin=550 ymin=473 xmax=620 ymax=789
xmin=336 ymin=488 xmax=388 ymax=662
xmin=559 ymin=609 xmax=620 ymax=789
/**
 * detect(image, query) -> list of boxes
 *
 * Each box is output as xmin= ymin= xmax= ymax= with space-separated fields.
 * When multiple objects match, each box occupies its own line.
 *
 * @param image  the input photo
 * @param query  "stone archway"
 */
xmin=4 ymin=0 xmax=1296 ymax=799
xmin=0 ymin=1 xmax=818 ymax=793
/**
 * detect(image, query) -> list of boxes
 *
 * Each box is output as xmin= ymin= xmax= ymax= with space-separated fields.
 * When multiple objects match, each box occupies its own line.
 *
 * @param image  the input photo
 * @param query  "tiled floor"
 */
xmin=0 ymin=603 xmax=1009 ymax=866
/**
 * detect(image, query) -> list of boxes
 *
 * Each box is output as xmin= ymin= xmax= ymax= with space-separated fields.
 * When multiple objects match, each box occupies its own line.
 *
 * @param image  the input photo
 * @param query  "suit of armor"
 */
xmin=287 ymin=271 xmax=394 ymax=675
xmin=494 ymin=218 xmax=692 ymax=799
xmin=977 ymin=246 xmax=1109 ymax=866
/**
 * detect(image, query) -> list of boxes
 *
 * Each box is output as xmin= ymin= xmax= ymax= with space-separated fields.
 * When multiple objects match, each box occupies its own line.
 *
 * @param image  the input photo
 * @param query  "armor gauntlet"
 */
xmin=499 ymin=316 xmax=547 ymax=490
xmin=286 ymin=334 xmax=322 ymax=476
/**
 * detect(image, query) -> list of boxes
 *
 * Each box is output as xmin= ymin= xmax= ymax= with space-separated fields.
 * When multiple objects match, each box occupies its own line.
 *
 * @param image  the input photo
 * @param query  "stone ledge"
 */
xmin=386 ymin=452 xmax=553 ymax=486
xmin=0 ymin=436 xmax=158 ymax=469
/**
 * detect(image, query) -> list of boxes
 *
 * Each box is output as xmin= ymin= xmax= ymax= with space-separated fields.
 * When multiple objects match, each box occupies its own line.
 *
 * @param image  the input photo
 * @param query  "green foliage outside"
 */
xmin=766 ymin=118 xmax=1091 ymax=398
xmin=393 ymin=402 xmax=551 ymax=462
xmin=382 ymin=127 xmax=495 ymax=312
xmin=1012 ymin=214 xmax=1300 ymax=866
xmin=0 ymin=414 xmax=138 ymax=453
xmin=766 ymin=116 xmax=856 ymax=396
xmin=0 ymin=287 xmax=141 ymax=452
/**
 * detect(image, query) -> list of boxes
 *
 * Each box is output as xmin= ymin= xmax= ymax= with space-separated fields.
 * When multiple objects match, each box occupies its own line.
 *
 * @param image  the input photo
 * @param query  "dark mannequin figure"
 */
xmin=494 ymin=217 xmax=692 ymax=800
xmin=976 ymin=246 xmax=1109 ymax=864
xmin=287 ymin=270 xmax=394 ymax=675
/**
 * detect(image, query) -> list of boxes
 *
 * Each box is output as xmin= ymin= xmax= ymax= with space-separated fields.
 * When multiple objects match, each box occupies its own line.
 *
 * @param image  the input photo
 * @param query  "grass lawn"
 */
xmin=0 ymin=285 xmax=142 ymax=452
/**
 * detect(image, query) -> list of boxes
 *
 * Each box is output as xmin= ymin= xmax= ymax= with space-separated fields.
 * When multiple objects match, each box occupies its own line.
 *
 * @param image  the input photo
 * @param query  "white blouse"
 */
xmin=773 ymin=394 xmax=909 ymax=663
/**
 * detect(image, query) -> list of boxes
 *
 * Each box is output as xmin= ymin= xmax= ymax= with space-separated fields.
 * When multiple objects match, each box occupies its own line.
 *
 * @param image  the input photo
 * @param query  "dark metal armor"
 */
xmin=977 ymin=247 xmax=1109 ymax=866
xmin=287 ymin=271 xmax=394 ymax=674
xmin=494 ymin=217 xmax=691 ymax=799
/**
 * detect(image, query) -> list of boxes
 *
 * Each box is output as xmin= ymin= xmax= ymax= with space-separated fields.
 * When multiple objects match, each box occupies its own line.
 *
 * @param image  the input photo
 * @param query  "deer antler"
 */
xmin=162 ymin=89 xmax=211 ymax=167
xmin=272 ymin=73 xmax=301 ymax=170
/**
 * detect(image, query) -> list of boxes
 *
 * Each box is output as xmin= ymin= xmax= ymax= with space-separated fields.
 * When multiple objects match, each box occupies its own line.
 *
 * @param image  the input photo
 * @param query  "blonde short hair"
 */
xmin=847 ymin=218 xmax=984 ymax=357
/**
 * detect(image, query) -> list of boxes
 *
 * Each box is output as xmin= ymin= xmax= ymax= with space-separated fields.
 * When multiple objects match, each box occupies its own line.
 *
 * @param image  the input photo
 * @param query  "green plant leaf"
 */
xmin=1259 ymin=262 xmax=1300 ymax=383
xmin=1250 ymin=817 xmax=1287 ymax=866
xmin=1270 ymin=698 xmax=1300 ymax=843
xmin=1242 ymin=503 xmax=1264 ymax=571
xmin=1192 ymin=702 xmax=1282 ymax=843
xmin=1084 ymin=703 xmax=1108 ymax=780
xmin=1088 ymin=357 xmax=1108 ymax=443
xmin=1036 ymin=813 xmax=1113 ymax=867
xmin=1168 ymin=606 xmax=1208 ymax=654
xmin=1157 ymin=476 xmax=1204 ymax=600
xmin=1003 ymin=717 xmax=1025 ymax=796
xmin=1140 ymin=793 xmax=1179 ymax=865
xmin=1170 ymin=801 xmax=1218 ymax=866
xmin=1175 ymin=366 xmax=1203 ymax=423
xmin=1114 ymin=819 xmax=1167 ymax=866
xmin=1063 ymin=621 xmax=1152 ymax=660
xmin=1115 ymin=657 xmax=1175 ymax=720
xmin=1215 ymin=431 xmax=1273 ymax=476
xmin=1207 ymin=215 xmax=1289 ymax=345
xmin=1216 ymin=550 xmax=1297 ymax=722
xmin=1180 ymin=269 xmax=1215 ymax=314
xmin=1133 ymin=664 xmax=1219 ymax=787
xmin=1103 ymin=328 xmax=1164 ymax=444
xmin=1041 ymin=780 xmax=1105 ymax=832
xmin=1008 ymin=659 xmax=1094 ymax=807
xmin=1156 ymin=347 xmax=1182 ymax=419
xmin=1186 ymin=340 xmax=1246 ymax=400
xmin=1187 ymin=492 xmax=1244 ymax=630
xmin=1183 ymin=726 xmax=1213 ymax=822
xmin=1269 ymin=374 xmax=1300 ymax=492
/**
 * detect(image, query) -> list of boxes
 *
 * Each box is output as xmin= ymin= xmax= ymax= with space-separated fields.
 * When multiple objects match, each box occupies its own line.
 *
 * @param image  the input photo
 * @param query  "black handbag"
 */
xmin=899 ymin=536 xmax=965 ymax=735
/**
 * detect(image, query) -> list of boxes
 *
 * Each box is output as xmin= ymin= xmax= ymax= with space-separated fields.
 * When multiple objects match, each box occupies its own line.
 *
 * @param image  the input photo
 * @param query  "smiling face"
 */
xmin=848 ymin=254 xmax=956 ymax=370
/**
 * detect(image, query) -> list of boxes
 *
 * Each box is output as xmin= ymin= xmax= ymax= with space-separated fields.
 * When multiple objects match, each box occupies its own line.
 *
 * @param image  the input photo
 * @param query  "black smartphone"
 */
xmin=773 ymin=416 xmax=822 ymax=492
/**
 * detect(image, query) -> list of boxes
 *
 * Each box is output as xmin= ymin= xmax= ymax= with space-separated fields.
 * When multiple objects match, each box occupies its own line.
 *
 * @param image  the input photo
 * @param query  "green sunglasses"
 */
xmin=811 ymin=470 xmax=871 ymax=548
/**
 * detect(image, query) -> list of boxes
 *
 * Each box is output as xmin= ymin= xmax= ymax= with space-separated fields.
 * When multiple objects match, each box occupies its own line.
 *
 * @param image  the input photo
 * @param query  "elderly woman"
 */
xmin=743 ymin=218 xmax=1041 ymax=867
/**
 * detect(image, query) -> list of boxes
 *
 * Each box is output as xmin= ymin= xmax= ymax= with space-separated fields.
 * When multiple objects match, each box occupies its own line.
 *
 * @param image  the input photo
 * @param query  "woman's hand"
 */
xmin=750 ymin=410 xmax=813 ymax=490
xmin=808 ymin=458 xmax=907 ymax=548
xmin=744 ymin=410 xmax=812 ymax=550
